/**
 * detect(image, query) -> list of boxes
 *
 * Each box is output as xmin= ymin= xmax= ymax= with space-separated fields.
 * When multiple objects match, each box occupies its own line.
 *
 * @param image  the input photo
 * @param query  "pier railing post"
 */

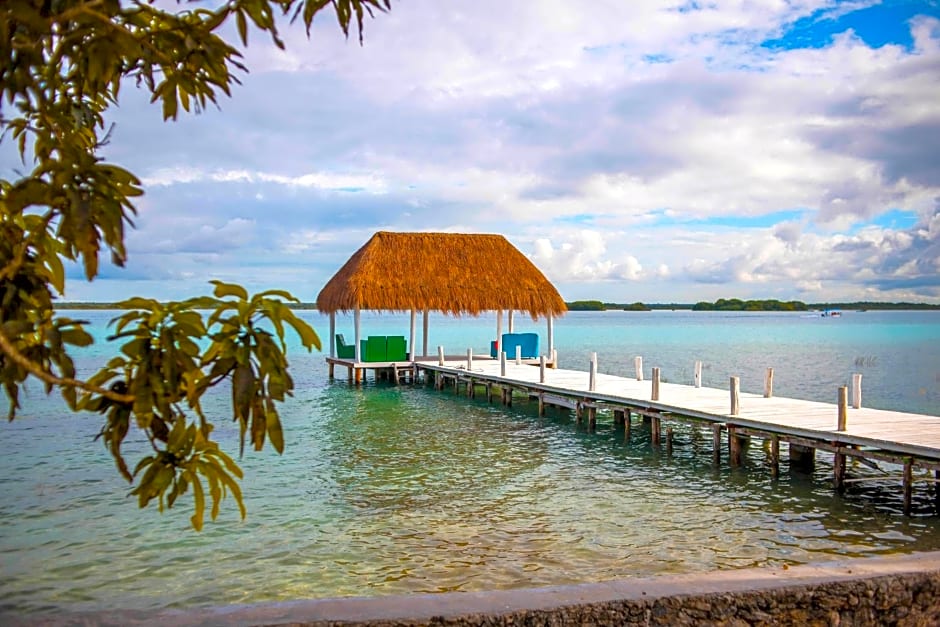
xmin=652 ymin=367 xmax=661 ymax=401
xmin=635 ymin=356 xmax=643 ymax=381
xmin=852 ymin=373 xmax=862 ymax=409
xmin=589 ymin=352 xmax=597 ymax=391
xmin=694 ymin=360 xmax=702 ymax=388
xmin=730 ymin=376 xmax=740 ymax=415
xmin=500 ymin=351 xmax=506 ymax=377
xmin=438 ymin=345 xmax=445 ymax=366
xmin=838 ymin=385 xmax=848 ymax=430
xmin=467 ymin=348 xmax=473 ymax=371
xmin=515 ymin=345 xmax=522 ymax=366
xmin=764 ymin=367 xmax=774 ymax=398
xmin=540 ymin=355 xmax=546 ymax=383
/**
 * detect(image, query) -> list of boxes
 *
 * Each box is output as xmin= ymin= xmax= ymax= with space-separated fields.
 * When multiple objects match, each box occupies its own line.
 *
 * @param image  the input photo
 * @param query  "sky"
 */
xmin=9 ymin=0 xmax=940 ymax=304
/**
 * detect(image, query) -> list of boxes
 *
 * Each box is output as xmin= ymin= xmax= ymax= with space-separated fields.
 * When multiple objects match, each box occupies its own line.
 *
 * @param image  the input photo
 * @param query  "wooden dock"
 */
xmin=403 ymin=356 xmax=940 ymax=516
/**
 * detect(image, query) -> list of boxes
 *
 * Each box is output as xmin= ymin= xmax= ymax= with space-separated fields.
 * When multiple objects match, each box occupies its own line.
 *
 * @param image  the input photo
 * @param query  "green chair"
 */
xmin=335 ymin=334 xmax=355 ymax=359
xmin=386 ymin=336 xmax=407 ymax=361
xmin=362 ymin=336 xmax=388 ymax=362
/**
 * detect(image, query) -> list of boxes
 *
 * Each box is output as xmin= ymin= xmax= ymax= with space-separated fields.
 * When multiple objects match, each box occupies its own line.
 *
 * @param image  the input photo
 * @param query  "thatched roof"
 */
xmin=316 ymin=232 xmax=567 ymax=318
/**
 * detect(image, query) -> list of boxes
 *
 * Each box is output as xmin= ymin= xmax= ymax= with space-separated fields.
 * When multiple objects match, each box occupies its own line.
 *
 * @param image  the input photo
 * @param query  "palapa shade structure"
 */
xmin=317 ymin=231 xmax=567 ymax=361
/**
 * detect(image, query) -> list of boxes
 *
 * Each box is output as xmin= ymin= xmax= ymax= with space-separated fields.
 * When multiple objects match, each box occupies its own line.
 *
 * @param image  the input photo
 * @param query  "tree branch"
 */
xmin=0 ymin=328 xmax=134 ymax=404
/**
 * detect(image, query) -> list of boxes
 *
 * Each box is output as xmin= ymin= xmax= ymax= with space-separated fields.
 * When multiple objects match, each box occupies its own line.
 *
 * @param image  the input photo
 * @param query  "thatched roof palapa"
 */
xmin=316 ymin=232 xmax=567 ymax=319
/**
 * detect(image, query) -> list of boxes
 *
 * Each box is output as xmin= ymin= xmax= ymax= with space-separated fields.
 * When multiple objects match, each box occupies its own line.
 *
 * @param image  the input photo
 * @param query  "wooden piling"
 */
xmin=790 ymin=444 xmax=816 ymax=473
xmin=589 ymin=353 xmax=597 ymax=392
xmin=391 ymin=365 xmax=399 ymax=386
xmin=838 ymin=386 xmax=848 ymax=430
xmin=834 ymin=447 xmax=847 ymax=493
xmin=538 ymin=393 xmax=545 ymax=416
xmin=438 ymin=345 xmax=445 ymax=366
xmin=652 ymin=367 xmax=661 ymax=401
xmin=515 ymin=345 xmax=521 ymax=366
xmin=588 ymin=405 xmax=597 ymax=433
xmin=904 ymin=459 xmax=913 ymax=516
xmin=624 ymin=410 xmax=631 ymax=440
xmin=651 ymin=415 xmax=661 ymax=448
xmin=712 ymin=423 xmax=722 ymax=465
xmin=540 ymin=355 xmax=546 ymax=383
xmin=486 ymin=382 xmax=493 ymax=403
xmin=769 ymin=435 xmax=779 ymax=478
xmin=328 ymin=362 xmax=335 ymax=379
xmin=764 ymin=367 xmax=774 ymax=398
xmin=467 ymin=348 xmax=473 ymax=371
xmin=635 ymin=356 xmax=643 ymax=381
xmin=729 ymin=426 xmax=742 ymax=467
xmin=852 ymin=373 xmax=862 ymax=409
xmin=613 ymin=408 xmax=625 ymax=426
xmin=730 ymin=376 xmax=740 ymax=415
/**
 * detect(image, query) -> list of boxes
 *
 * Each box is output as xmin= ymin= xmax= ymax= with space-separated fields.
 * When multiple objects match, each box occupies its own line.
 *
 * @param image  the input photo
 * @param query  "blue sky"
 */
xmin=5 ymin=0 xmax=939 ymax=304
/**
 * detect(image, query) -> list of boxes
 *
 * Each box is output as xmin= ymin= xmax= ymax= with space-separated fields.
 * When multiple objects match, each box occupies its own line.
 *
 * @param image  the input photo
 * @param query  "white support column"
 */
xmin=547 ymin=314 xmax=554 ymax=356
xmin=354 ymin=307 xmax=361 ymax=363
xmin=422 ymin=310 xmax=429 ymax=358
xmin=409 ymin=309 xmax=416 ymax=361
xmin=329 ymin=311 xmax=336 ymax=358
xmin=496 ymin=310 xmax=503 ymax=356
xmin=508 ymin=309 xmax=515 ymax=333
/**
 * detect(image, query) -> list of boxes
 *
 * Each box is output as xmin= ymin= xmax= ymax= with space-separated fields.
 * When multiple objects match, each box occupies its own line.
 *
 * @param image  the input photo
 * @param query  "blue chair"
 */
xmin=501 ymin=333 xmax=539 ymax=359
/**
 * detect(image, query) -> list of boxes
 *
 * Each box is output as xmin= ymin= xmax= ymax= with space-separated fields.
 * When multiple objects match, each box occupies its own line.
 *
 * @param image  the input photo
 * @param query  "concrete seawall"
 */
xmin=15 ymin=552 xmax=940 ymax=626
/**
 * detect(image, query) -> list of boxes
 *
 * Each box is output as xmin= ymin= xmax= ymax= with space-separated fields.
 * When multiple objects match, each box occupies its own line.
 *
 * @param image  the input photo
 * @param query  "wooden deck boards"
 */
xmin=420 ymin=359 xmax=940 ymax=461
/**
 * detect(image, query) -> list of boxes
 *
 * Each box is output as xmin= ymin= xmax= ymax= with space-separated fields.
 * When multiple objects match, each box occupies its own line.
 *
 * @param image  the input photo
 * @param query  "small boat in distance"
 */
xmin=821 ymin=309 xmax=842 ymax=317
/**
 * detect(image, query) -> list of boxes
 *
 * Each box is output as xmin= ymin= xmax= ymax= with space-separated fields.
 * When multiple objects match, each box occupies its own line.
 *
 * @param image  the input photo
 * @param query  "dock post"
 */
xmin=500 ymin=351 xmax=507 ymax=377
xmin=728 ymin=426 xmax=742 ymax=467
xmin=515 ymin=345 xmax=522 ymax=366
xmin=635 ymin=356 xmax=643 ymax=381
xmin=730 ymin=376 xmax=740 ymax=415
xmin=540 ymin=355 xmax=546 ymax=383
xmin=624 ymin=410 xmax=632 ymax=440
xmin=764 ymin=367 xmax=774 ymax=398
xmin=790 ymin=444 xmax=816 ymax=473
xmin=852 ymin=373 xmax=862 ymax=409
xmin=588 ymin=405 xmax=597 ymax=433
xmin=904 ymin=459 xmax=913 ymax=516
xmin=694 ymin=361 xmax=702 ymax=388
xmin=666 ymin=427 xmax=674 ymax=455
xmin=354 ymin=368 xmax=362 ymax=385
xmin=328 ymin=361 xmax=335 ymax=379
xmin=837 ymin=386 xmax=848 ymax=430
xmin=575 ymin=401 xmax=583 ymax=424
xmin=438 ymin=345 xmax=445 ymax=366
xmin=486 ymin=382 xmax=493 ymax=403
xmin=538 ymin=393 xmax=545 ymax=416
xmin=651 ymin=367 xmax=661 ymax=401
xmin=505 ymin=387 xmax=513 ymax=407
xmin=935 ymin=470 xmax=940 ymax=514
xmin=769 ymin=435 xmax=779 ymax=478
xmin=712 ymin=423 xmax=722 ymax=465
xmin=651 ymin=415 xmax=661 ymax=448
xmin=589 ymin=352 xmax=597 ymax=392
xmin=467 ymin=348 xmax=473 ymax=372
xmin=613 ymin=408 xmax=625 ymax=426
xmin=833 ymin=446 xmax=846 ymax=493
xmin=391 ymin=365 xmax=399 ymax=386
xmin=552 ymin=348 xmax=558 ymax=369
xmin=467 ymin=376 xmax=474 ymax=398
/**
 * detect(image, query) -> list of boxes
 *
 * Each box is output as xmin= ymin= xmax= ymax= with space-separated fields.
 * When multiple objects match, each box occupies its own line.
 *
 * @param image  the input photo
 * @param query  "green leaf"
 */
xmin=210 ymin=280 xmax=248 ymax=301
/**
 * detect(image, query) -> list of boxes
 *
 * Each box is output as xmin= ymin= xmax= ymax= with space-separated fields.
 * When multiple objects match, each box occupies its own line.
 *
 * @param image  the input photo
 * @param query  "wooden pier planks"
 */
xmin=418 ymin=358 xmax=940 ymax=461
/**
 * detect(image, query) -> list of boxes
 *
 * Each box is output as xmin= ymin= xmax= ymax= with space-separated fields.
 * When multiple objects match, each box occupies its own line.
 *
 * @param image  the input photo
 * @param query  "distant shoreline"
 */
xmin=52 ymin=301 xmax=940 ymax=311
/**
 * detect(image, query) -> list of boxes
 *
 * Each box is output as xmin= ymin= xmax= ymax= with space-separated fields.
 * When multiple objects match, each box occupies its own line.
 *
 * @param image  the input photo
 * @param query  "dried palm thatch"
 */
xmin=317 ymin=232 xmax=567 ymax=318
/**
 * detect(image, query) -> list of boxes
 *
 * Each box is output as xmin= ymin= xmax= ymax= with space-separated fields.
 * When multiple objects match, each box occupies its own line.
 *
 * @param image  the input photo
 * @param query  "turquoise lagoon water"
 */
xmin=1 ymin=310 xmax=939 ymax=615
